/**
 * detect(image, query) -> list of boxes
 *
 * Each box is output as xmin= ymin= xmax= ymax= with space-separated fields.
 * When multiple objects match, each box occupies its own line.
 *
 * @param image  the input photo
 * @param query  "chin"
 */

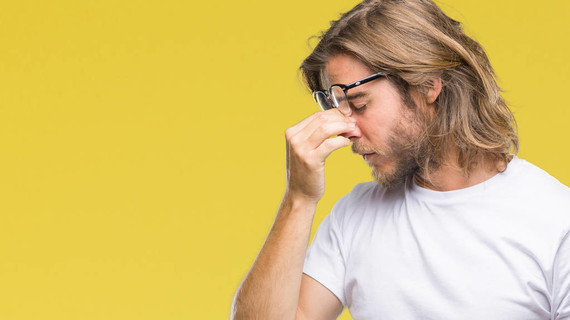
xmin=371 ymin=168 xmax=405 ymax=190
xmin=370 ymin=158 xmax=417 ymax=190
xmin=369 ymin=156 xmax=396 ymax=173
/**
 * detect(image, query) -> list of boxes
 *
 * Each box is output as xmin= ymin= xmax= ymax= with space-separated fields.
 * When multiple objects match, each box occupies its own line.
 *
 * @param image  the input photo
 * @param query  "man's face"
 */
xmin=324 ymin=54 xmax=430 ymax=189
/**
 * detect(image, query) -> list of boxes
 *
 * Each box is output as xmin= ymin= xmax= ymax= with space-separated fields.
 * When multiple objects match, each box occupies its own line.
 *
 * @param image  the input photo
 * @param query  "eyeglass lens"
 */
xmin=314 ymin=89 xmax=351 ymax=114
xmin=314 ymin=91 xmax=333 ymax=110
xmin=330 ymin=86 xmax=351 ymax=114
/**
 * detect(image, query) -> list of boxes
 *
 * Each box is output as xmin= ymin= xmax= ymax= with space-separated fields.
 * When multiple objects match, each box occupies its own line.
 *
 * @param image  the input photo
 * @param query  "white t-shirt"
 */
xmin=303 ymin=156 xmax=570 ymax=319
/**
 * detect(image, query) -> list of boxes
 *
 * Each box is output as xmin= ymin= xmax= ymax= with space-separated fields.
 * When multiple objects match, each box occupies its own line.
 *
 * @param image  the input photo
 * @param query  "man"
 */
xmin=231 ymin=0 xmax=570 ymax=319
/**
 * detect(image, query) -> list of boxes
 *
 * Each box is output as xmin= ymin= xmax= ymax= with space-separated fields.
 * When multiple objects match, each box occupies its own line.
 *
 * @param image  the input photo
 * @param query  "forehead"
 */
xmin=322 ymin=54 xmax=375 ymax=87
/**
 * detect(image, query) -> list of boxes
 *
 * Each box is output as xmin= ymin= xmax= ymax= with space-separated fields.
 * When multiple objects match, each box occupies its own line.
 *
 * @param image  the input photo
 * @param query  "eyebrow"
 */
xmin=346 ymin=91 xmax=368 ymax=101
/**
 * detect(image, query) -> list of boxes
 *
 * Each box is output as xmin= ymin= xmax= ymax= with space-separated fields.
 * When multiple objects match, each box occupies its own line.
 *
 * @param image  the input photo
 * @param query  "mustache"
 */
xmin=351 ymin=143 xmax=386 ymax=156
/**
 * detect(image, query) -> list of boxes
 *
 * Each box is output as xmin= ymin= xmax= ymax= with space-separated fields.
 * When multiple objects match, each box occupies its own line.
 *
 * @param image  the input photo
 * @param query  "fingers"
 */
xmin=283 ymin=109 xmax=354 ymax=202
xmin=286 ymin=109 xmax=355 ymax=157
xmin=315 ymin=135 xmax=351 ymax=160
xmin=285 ymin=111 xmax=323 ymax=138
xmin=286 ymin=108 xmax=347 ymax=139
xmin=301 ymin=109 xmax=350 ymax=139
xmin=306 ymin=119 xmax=355 ymax=148
xmin=294 ymin=110 xmax=352 ymax=144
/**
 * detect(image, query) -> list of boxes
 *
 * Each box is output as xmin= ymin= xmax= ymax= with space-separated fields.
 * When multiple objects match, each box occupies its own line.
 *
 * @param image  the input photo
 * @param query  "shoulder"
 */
xmin=514 ymin=158 xmax=570 ymax=201
xmin=328 ymin=181 xmax=401 ymax=227
xmin=332 ymin=181 xmax=382 ymax=212
xmin=347 ymin=181 xmax=381 ymax=200
xmin=510 ymin=157 xmax=570 ymax=232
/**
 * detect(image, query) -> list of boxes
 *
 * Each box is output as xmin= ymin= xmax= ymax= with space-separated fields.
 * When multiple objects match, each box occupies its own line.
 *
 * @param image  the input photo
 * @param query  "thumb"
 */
xmin=317 ymin=136 xmax=351 ymax=160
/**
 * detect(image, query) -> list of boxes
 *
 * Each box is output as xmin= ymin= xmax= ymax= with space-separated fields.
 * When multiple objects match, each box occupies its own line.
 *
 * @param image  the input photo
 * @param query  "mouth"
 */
xmin=359 ymin=152 xmax=376 ymax=161
xmin=352 ymin=144 xmax=380 ymax=161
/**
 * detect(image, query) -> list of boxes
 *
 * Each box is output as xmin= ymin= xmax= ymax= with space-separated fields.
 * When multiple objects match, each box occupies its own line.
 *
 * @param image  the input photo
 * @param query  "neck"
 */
xmin=414 ymin=149 xmax=512 ymax=192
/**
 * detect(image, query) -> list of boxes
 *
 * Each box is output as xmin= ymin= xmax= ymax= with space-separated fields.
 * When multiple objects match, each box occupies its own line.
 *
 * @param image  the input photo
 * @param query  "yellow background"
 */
xmin=0 ymin=0 xmax=568 ymax=319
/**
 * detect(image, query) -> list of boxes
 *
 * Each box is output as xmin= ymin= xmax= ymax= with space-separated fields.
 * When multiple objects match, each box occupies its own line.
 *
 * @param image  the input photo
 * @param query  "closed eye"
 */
xmin=352 ymin=104 xmax=367 ymax=113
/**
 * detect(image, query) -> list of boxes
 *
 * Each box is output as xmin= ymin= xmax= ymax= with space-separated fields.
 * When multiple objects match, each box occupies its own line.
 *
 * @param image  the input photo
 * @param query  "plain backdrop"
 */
xmin=0 ymin=0 xmax=569 ymax=319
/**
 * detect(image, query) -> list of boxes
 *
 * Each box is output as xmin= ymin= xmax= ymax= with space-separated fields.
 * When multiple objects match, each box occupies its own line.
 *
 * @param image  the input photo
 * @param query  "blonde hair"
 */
xmin=300 ymin=0 xmax=518 ymax=178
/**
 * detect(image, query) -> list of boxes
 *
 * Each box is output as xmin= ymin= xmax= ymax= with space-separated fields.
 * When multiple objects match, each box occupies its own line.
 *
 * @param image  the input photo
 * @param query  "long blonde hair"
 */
xmin=300 ymin=0 xmax=518 ymax=177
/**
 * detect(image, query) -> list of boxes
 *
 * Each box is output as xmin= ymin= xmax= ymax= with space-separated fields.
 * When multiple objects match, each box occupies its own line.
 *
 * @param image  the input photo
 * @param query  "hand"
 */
xmin=284 ymin=109 xmax=357 ymax=203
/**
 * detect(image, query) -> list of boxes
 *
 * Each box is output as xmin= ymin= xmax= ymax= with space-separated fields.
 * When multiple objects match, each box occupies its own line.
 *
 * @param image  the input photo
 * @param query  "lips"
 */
xmin=352 ymin=144 xmax=377 ymax=160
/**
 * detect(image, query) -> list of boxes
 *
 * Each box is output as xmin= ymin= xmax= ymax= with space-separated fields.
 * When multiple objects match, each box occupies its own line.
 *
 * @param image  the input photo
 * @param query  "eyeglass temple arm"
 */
xmin=344 ymin=72 xmax=385 ymax=90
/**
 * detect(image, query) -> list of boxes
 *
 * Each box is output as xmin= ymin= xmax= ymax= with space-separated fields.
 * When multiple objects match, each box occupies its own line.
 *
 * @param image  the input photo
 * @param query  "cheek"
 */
xmin=360 ymin=107 xmax=400 ymax=140
xmin=359 ymin=118 xmax=391 ymax=144
xmin=357 ymin=85 xmax=406 ymax=143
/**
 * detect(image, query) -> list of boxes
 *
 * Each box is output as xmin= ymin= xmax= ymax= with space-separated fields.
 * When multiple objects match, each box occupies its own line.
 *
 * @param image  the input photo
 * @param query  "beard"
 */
xmin=351 ymin=108 xmax=431 ymax=190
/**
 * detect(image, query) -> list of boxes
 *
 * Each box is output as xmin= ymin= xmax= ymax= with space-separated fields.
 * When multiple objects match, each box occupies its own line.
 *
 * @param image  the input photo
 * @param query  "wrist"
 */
xmin=282 ymin=191 xmax=319 ymax=212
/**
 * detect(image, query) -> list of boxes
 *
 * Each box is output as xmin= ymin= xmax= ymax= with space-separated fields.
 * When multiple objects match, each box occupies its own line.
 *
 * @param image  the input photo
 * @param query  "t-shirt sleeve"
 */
xmin=553 ymin=230 xmax=570 ymax=319
xmin=303 ymin=202 xmax=348 ymax=306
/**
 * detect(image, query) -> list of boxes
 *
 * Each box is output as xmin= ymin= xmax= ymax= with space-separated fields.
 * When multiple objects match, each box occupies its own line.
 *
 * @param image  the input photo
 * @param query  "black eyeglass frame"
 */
xmin=312 ymin=72 xmax=386 ymax=111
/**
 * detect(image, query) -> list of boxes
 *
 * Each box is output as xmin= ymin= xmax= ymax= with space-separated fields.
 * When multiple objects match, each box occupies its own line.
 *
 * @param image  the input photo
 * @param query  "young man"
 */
xmin=231 ymin=0 xmax=570 ymax=319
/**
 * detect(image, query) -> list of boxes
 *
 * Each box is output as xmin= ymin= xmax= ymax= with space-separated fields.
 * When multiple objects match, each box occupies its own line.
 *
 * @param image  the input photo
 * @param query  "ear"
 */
xmin=426 ymin=77 xmax=442 ymax=104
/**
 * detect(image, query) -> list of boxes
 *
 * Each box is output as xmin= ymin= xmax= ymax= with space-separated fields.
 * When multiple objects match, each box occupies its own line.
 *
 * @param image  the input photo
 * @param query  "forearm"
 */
xmin=231 ymin=109 xmax=353 ymax=319
xmin=231 ymin=194 xmax=317 ymax=319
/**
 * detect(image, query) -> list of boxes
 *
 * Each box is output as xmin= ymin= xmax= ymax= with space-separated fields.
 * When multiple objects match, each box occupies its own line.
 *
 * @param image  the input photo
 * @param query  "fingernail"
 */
xmin=348 ymin=117 xmax=356 ymax=122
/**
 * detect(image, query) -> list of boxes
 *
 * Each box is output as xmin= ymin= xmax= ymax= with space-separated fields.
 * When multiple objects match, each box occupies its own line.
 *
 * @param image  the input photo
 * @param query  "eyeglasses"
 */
xmin=312 ymin=72 xmax=386 ymax=115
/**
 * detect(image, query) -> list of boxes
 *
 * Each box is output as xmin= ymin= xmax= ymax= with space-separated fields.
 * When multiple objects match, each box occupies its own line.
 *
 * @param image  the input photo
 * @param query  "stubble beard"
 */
xmin=370 ymin=130 xmax=421 ymax=190
xmin=352 ymin=110 xmax=430 ymax=190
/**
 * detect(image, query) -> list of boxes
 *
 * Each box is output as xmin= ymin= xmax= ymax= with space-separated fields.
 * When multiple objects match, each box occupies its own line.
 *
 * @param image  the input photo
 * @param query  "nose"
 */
xmin=340 ymin=122 xmax=362 ymax=141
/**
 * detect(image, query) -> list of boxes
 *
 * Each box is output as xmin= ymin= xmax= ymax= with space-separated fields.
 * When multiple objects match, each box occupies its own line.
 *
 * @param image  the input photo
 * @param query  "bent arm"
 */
xmin=231 ymin=110 xmax=355 ymax=319
xmin=231 ymin=195 xmax=344 ymax=320
xmin=230 ymin=195 xmax=317 ymax=319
